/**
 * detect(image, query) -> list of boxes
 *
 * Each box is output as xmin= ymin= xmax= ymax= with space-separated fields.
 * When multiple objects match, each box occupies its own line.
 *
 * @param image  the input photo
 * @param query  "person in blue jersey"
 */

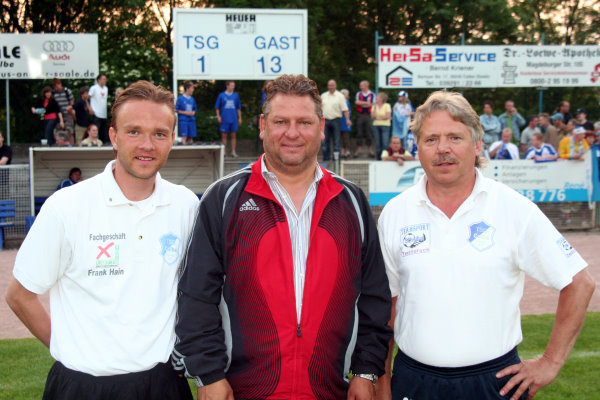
xmin=176 ymin=81 xmax=197 ymax=145
xmin=215 ymin=81 xmax=242 ymax=157
xmin=524 ymin=132 xmax=558 ymax=161
xmin=489 ymin=128 xmax=520 ymax=160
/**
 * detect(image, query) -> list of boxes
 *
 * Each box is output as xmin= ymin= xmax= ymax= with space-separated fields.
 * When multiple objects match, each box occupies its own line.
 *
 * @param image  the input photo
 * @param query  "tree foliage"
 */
xmin=1 ymin=0 xmax=599 ymax=142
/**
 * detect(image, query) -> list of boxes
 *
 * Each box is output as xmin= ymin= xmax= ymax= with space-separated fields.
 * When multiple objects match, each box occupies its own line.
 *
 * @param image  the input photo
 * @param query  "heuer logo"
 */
xmin=239 ymin=198 xmax=260 ymax=211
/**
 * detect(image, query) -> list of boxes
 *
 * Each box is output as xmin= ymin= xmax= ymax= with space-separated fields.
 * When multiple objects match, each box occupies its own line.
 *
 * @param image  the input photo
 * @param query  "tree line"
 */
xmin=1 ymin=0 xmax=598 ymax=142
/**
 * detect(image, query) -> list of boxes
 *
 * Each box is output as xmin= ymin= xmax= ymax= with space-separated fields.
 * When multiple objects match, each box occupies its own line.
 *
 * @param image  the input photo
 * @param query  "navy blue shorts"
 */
xmin=179 ymin=120 xmax=196 ymax=138
xmin=220 ymin=121 xmax=238 ymax=133
xmin=391 ymin=347 xmax=529 ymax=400
xmin=42 ymin=361 xmax=193 ymax=400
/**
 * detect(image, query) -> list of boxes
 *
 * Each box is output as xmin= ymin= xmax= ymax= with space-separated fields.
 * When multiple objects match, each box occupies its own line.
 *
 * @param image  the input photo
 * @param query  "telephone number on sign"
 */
xmin=515 ymin=188 xmax=588 ymax=202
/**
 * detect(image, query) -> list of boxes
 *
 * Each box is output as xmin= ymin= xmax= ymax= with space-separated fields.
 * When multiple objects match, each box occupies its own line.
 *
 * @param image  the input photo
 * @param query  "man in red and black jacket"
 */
xmin=174 ymin=74 xmax=392 ymax=400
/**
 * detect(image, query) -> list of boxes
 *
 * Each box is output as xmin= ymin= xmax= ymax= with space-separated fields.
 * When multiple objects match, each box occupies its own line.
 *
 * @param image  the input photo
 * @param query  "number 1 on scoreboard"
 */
xmin=193 ymin=54 xmax=209 ymax=74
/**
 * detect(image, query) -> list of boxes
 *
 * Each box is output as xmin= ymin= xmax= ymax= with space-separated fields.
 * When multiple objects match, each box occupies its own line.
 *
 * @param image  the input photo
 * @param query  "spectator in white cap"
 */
xmin=392 ymin=91 xmax=414 ymax=148
xmin=559 ymin=126 xmax=589 ymax=160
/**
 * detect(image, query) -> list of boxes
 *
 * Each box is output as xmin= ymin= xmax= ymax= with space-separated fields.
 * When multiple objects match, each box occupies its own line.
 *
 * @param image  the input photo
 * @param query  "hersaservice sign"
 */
xmin=0 ymin=33 xmax=98 ymax=79
xmin=378 ymin=45 xmax=600 ymax=89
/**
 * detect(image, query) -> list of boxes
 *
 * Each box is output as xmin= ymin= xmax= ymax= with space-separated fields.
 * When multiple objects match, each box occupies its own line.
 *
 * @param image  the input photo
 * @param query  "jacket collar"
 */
xmin=246 ymin=155 xmax=344 ymax=210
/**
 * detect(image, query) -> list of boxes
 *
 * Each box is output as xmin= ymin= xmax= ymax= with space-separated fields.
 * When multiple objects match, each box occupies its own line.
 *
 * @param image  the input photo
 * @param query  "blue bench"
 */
xmin=0 ymin=200 xmax=16 ymax=250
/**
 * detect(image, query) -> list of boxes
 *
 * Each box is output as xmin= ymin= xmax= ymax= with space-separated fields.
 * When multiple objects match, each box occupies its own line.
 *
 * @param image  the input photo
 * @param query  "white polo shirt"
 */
xmin=13 ymin=161 xmax=199 ymax=376
xmin=378 ymin=169 xmax=587 ymax=367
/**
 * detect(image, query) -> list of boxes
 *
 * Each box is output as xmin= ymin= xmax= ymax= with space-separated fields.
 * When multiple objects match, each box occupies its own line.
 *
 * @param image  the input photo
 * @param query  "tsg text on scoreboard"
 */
xmin=174 ymin=8 xmax=308 ymax=80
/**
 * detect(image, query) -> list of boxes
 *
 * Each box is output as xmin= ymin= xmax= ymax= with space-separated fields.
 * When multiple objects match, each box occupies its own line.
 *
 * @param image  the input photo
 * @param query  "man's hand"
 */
xmin=496 ymin=356 xmax=562 ymax=400
xmin=375 ymin=374 xmax=391 ymax=400
xmin=348 ymin=376 xmax=375 ymax=400
xmin=197 ymin=379 xmax=234 ymax=400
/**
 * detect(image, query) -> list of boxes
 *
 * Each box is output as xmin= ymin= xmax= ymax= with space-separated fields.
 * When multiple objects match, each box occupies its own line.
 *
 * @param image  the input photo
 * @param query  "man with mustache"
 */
xmin=377 ymin=90 xmax=595 ymax=400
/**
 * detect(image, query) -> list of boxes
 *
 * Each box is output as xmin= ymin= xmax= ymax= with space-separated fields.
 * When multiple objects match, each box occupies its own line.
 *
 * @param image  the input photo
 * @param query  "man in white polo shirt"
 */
xmin=377 ymin=90 xmax=595 ymax=400
xmin=6 ymin=81 xmax=198 ymax=400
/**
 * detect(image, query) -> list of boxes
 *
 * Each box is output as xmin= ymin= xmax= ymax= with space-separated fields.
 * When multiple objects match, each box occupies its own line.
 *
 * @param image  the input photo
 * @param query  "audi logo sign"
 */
xmin=42 ymin=40 xmax=75 ymax=53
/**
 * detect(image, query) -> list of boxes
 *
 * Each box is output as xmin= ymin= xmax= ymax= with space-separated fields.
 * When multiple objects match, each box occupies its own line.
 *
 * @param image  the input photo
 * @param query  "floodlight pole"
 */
xmin=538 ymin=33 xmax=545 ymax=114
xmin=374 ymin=30 xmax=384 ymax=95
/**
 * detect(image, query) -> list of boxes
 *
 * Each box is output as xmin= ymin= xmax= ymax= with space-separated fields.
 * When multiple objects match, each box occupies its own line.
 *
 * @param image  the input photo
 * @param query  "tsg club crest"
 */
xmin=556 ymin=237 xmax=576 ymax=257
xmin=160 ymin=233 xmax=181 ymax=265
xmin=468 ymin=221 xmax=495 ymax=252
xmin=400 ymin=223 xmax=431 ymax=256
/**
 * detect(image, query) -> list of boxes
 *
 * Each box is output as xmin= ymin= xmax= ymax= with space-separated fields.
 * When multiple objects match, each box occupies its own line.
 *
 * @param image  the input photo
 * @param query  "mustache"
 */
xmin=432 ymin=156 xmax=459 ymax=166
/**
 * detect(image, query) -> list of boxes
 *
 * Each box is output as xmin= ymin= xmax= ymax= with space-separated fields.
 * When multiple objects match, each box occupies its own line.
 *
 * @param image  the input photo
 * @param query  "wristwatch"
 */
xmin=354 ymin=373 xmax=378 ymax=385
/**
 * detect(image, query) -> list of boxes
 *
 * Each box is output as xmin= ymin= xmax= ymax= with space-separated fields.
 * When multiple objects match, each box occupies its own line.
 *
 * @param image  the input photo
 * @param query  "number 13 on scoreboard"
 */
xmin=256 ymin=55 xmax=282 ymax=74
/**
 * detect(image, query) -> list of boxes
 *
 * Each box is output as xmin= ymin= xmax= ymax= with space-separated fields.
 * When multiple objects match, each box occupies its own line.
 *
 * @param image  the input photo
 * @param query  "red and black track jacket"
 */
xmin=173 ymin=158 xmax=392 ymax=399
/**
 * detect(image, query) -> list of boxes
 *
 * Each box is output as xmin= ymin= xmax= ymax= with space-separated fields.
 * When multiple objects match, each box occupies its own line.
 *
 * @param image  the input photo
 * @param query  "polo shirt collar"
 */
xmin=100 ymin=160 xmax=169 ymax=207
xmin=416 ymin=168 xmax=489 ymax=208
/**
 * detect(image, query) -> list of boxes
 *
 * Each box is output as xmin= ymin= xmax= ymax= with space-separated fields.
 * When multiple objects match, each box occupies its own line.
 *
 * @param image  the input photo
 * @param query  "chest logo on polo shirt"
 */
xmin=556 ymin=237 xmax=576 ymax=257
xmin=88 ymin=232 xmax=126 ymax=276
xmin=160 ymin=233 xmax=181 ymax=265
xmin=400 ymin=223 xmax=430 ymax=256
xmin=467 ymin=221 xmax=495 ymax=252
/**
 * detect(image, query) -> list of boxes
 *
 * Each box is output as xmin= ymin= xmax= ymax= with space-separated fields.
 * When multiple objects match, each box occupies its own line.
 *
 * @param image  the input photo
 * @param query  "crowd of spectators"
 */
xmin=28 ymin=76 xmax=598 ymax=163
xmin=326 ymin=83 xmax=598 ymax=164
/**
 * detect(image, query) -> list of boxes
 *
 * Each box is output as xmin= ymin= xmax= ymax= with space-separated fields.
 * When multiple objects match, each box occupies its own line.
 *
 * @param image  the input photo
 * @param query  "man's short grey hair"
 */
xmin=411 ymin=90 xmax=486 ymax=167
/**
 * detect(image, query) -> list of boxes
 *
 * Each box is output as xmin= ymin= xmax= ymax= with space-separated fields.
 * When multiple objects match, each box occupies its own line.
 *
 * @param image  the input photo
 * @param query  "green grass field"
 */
xmin=1 ymin=313 xmax=598 ymax=400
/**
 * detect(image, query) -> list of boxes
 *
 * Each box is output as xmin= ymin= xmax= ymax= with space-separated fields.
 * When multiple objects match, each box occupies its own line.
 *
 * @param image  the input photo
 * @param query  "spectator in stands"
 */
xmin=0 ymin=131 xmax=12 ymax=197
xmin=594 ymin=122 xmax=600 ymax=158
xmin=89 ymin=73 xmax=109 ymax=143
xmin=55 ymin=130 xmax=72 ymax=147
xmin=405 ymin=130 xmax=419 ymax=160
xmin=381 ymin=135 xmax=413 ymax=166
xmin=498 ymin=99 xmax=526 ymax=142
xmin=556 ymin=100 xmax=573 ymax=124
xmin=0 ymin=131 xmax=11 ymax=166
xmin=392 ymin=91 xmax=414 ymax=148
xmin=56 ymin=167 xmax=82 ymax=190
xmin=520 ymin=115 xmax=540 ymax=153
xmin=479 ymin=101 xmax=501 ymax=146
xmin=551 ymin=112 xmax=567 ymax=140
xmin=80 ymin=124 xmax=103 ymax=147
xmin=559 ymin=126 xmax=589 ymax=160
xmin=371 ymin=92 xmax=392 ymax=160
xmin=575 ymin=108 xmax=594 ymax=132
xmin=215 ymin=81 xmax=242 ymax=158
xmin=52 ymin=78 xmax=75 ymax=144
xmin=584 ymin=131 xmax=596 ymax=148
xmin=354 ymin=80 xmax=376 ymax=157
xmin=489 ymin=128 xmax=520 ymax=159
xmin=176 ymin=81 xmax=197 ymax=145
xmin=524 ymin=132 xmax=558 ymax=161
xmin=32 ymin=86 xmax=64 ymax=147
xmin=339 ymin=89 xmax=353 ymax=158
xmin=565 ymin=119 xmax=577 ymax=136
xmin=320 ymin=79 xmax=350 ymax=162
xmin=539 ymin=112 xmax=559 ymax=150
xmin=71 ymin=86 xmax=93 ymax=145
